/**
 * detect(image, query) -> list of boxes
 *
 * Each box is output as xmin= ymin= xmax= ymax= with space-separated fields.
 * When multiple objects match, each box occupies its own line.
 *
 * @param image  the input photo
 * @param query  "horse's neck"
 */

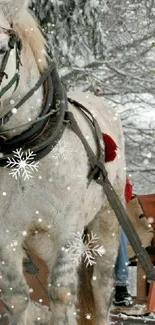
xmin=0 ymin=46 xmax=43 ymax=138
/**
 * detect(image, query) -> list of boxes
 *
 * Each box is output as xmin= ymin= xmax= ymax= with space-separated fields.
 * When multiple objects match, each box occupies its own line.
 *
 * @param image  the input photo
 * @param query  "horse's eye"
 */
xmin=139 ymin=214 xmax=145 ymax=219
xmin=0 ymin=46 xmax=7 ymax=54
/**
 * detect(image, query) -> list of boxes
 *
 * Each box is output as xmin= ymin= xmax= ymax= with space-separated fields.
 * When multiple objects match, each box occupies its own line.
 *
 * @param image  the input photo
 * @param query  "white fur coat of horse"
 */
xmin=0 ymin=1 xmax=126 ymax=325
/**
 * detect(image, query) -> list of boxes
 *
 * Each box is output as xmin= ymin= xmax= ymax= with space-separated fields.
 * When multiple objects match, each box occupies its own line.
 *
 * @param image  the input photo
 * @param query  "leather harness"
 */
xmin=0 ymin=61 xmax=67 ymax=164
xmin=0 ymin=28 xmax=155 ymax=281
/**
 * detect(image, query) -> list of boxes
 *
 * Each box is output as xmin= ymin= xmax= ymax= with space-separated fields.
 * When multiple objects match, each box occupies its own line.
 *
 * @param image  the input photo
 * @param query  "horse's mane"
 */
xmin=13 ymin=10 xmax=48 ymax=73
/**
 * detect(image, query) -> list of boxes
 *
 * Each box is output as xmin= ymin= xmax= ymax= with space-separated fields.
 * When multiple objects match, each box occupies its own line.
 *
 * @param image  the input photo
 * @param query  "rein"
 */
xmin=0 ymin=27 xmax=21 ymax=97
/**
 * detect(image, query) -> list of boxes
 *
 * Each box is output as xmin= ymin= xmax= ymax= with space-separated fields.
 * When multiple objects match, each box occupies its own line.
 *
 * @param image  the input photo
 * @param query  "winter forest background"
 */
xmin=31 ymin=0 xmax=155 ymax=194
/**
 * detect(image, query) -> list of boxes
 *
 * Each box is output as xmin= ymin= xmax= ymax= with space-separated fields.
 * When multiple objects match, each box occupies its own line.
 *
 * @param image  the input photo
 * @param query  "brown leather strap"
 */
xmin=0 ymin=66 xmax=67 ymax=165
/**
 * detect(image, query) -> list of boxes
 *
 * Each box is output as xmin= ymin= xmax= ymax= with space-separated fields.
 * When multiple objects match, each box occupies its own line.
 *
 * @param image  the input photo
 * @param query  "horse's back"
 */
xmin=68 ymin=91 xmax=124 ymax=150
xmin=68 ymin=91 xmax=126 ymax=222
xmin=68 ymin=91 xmax=125 ymax=179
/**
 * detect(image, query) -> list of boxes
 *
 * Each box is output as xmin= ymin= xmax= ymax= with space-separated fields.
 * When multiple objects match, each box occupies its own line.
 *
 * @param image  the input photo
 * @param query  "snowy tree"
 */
xmin=31 ymin=0 xmax=107 ymax=67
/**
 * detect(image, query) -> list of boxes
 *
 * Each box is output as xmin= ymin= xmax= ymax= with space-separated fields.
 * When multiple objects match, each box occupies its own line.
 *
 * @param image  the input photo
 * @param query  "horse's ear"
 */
xmin=0 ymin=0 xmax=29 ymax=21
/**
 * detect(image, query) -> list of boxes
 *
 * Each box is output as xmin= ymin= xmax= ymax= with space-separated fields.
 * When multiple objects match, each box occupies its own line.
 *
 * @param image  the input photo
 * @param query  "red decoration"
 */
xmin=125 ymin=177 xmax=133 ymax=204
xmin=102 ymin=133 xmax=132 ymax=203
xmin=102 ymin=133 xmax=117 ymax=163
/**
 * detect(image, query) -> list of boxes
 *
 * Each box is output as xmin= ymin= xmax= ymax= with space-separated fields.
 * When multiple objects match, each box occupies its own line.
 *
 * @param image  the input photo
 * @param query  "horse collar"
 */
xmin=0 ymin=64 xmax=68 ymax=166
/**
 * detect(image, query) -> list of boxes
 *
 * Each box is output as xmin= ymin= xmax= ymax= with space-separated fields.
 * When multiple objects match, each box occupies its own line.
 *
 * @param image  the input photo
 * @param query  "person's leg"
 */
xmin=114 ymin=229 xmax=134 ymax=307
xmin=115 ymin=229 xmax=129 ymax=286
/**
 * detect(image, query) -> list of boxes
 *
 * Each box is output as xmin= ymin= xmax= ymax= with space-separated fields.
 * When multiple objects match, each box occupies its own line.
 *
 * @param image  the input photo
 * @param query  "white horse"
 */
xmin=0 ymin=1 xmax=126 ymax=325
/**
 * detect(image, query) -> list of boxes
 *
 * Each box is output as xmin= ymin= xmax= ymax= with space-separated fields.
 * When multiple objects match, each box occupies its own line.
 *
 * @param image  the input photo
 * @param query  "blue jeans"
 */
xmin=114 ymin=229 xmax=129 ymax=286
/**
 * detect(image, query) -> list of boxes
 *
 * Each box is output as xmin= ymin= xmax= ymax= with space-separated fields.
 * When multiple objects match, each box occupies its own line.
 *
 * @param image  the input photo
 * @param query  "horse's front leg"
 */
xmin=0 ymin=243 xmax=51 ymax=325
xmin=0 ymin=245 xmax=30 ymax=325
xmin=48 ymin=242 xmax=78 ymax=325
xmin=89 ymin=205 xmax=120 ymax=325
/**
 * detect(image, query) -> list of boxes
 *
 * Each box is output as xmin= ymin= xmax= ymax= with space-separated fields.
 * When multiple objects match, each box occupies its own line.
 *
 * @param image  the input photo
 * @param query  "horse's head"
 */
xmin=0 ymin=0 xmax=31 ymax=104
xmin=0 ymin=0 xmax=29 ymax=63
xmin=0 ymin=0 xmax=47 ymax=88
xmin=0 ymin=0 xmax=47 ymax=131
xmin=0 ymin=8 xmax=19 ymax=106
xmin=0 ymin=10 xmax=11 ymax=54
xmin=0 ymin=9 xmax=16 ymax=103
xmin=0 ymin=0 xmax=29 ymax=49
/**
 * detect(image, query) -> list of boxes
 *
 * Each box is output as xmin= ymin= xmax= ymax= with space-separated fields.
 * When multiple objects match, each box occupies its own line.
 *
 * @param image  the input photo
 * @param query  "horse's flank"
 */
xmin=13 ymin=10 xmax=47 ymax=73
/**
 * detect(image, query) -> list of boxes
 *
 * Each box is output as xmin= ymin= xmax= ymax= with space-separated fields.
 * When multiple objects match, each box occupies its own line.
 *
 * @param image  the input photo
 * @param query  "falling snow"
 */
xmin=52 ymin=140 xmax=77 ymax=162
xmin=6 ymin=148 xmax=39 ymax=181
xmin=64 ymin=231 xmax=105 ymax=267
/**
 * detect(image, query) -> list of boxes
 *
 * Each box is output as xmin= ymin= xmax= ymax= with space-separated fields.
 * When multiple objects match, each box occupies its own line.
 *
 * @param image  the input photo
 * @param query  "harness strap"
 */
xmin=68 ymin=97 xmax=105 ymax=165
xmin=0 ymin=51 xmax=11 ymax=85
xmin=0 ymin=61 xmax=56 ymax=126
xmin=0 ymin=66 xmax=67 ymax=165
xmin=66 ymin=109 xmax=155 ymax=282
xmin=0 ymin=73 xmax=19 ymax=98
xmin=65 ymin=111 xmax=97 ymax=171
xmin=0 ymin=33 xmax=17 ymax=86
xmin=0 ymin=32 xmax=21 ymax=102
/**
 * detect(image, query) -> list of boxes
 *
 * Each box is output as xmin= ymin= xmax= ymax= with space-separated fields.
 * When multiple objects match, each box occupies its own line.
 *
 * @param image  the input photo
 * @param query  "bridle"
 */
xmin=0 ymin=26 xmax=65 ymax=128
xmin=0 ymin=26 xmax=22 ymax=97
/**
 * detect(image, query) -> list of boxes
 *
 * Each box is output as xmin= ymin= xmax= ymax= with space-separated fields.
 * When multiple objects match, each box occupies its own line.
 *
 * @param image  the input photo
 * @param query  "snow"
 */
xmin=64 ymin=231 xmax=105 ymax=267
xmin=6 ymin=148 xmax=40 ymax=180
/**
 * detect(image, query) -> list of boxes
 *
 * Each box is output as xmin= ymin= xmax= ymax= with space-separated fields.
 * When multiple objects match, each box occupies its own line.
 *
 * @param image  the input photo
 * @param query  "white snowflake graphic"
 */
xmin=65 ymin=231 xmax=105 ymax=267
xmin=52 ymin=140 xmax=77 ymax=162
xmin=6 ymin=148 xmax=39 ymax=180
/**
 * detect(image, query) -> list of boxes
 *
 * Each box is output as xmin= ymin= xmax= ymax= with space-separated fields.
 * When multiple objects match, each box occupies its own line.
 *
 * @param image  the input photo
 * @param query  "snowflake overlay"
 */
xmin=6 ymin=148 xmax=39 ymax=180
xmin=52 ymin=140 xmax=77 ymax=162
xmin=65 ymin=231 xmax=105 ymax=267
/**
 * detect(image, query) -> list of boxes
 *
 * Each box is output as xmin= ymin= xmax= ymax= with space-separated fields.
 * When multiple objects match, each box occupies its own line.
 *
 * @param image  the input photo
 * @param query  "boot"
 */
xmin=113 ymin=285 xmax=134 ymax=307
